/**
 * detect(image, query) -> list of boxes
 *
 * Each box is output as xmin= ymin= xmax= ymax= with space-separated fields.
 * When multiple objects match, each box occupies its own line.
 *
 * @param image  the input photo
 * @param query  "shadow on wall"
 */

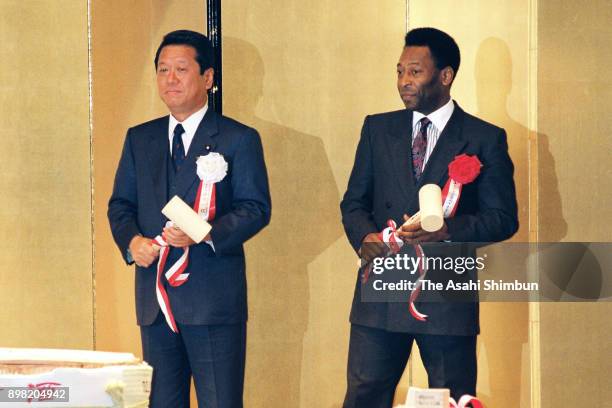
xmin=475 ymin=36 xmax=567 ymax=244
xmin=473 ymin=37 xmax=530 ymax=408
xmin=472 ymin=37 xmax=567 ymax=407
xmin=222 ymin=37 xmax=344 ymax=407
xmin=474 ymin=40 xmax=611 ymax=303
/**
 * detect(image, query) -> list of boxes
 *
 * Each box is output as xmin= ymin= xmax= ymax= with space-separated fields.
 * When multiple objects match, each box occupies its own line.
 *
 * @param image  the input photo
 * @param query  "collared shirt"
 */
xmin=168 ymin=104 xmax=208 ymax=155
xmin=167 ymin=103 xmax=215 ymax=251
xmin=412 ymin=98 xmax=455 ymax=169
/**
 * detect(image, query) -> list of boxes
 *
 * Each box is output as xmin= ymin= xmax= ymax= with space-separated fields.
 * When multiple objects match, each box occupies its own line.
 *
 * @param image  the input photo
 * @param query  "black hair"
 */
xmin=405 ymin=27 xmax=460 ymax=76
xmin=154 ymin=30 xmax=215 ymax=74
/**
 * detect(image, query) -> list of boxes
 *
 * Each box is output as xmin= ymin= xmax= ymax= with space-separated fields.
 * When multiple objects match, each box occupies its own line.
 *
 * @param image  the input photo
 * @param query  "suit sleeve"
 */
xmin=107 ymin=129 xmax=141 ymax=264
xmin=445 ymin=129 xmax=519 ymax=242
xmin=209 ymin=128 xmax=271 ymax=253
xmin=340 ymin=116 xmax=379 ymax=253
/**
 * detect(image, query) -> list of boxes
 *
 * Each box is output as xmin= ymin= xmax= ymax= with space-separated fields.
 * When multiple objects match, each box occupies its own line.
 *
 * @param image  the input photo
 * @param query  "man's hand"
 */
xmin=396 ymin=214 xmax=450 ymax=243
xmin=163 ymin=225 xmax=209 ymax=248
xmin=129 ymin=235 xmax=160 ymax=268
xmin=359 ymin=232 xmax=388 ymax=263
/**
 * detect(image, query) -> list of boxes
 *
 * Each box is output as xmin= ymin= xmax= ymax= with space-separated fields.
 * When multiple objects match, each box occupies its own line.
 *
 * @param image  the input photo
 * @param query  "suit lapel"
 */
xmin=418 ymin=104 xmax=467 ymax=187
xmin=174 ymin=108 xmax=219 ymax=199
xmin=145 ymin=116 xmax=170 ymax=212
xmin=384 ymin=104 xmax=468 ymax=211
xmin=385 ymin=109 xmax=417 ymax=202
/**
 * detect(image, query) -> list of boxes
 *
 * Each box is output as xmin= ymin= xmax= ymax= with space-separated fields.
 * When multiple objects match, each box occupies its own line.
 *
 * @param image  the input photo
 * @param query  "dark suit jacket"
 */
xmin=108 ymin=109 xmax=271 ymax=326
xmin=340 ymin=103 xmax=518 ymax=335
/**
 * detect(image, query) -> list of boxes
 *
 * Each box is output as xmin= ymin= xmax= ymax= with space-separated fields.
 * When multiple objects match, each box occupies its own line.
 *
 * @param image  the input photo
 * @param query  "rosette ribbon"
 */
xmin=449 ymin=394 xmax=483 ymax=408
xmin=153 ymin=152 xmax=227 ymax=333
xmin=361 ymin=154 xmax=482 ymax=322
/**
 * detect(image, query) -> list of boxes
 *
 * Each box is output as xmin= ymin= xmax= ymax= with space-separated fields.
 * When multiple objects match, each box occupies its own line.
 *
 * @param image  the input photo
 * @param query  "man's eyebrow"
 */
xmin=157 ymin=58 xmax=190 ymax=63
xmin=397 ymin=61 xmax=422 ymax=67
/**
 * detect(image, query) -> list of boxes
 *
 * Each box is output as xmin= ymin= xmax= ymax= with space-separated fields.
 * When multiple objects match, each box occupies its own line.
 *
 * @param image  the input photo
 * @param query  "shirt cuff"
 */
xmin=126 ymin=249 xmax=134 ymax=264
xmin=205 ymin=239 xmax=215 ymax=252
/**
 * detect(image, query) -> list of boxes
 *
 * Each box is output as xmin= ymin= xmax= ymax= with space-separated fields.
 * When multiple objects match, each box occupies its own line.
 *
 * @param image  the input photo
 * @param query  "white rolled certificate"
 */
xmin=161 ymin=196 xmax=212 ymax=243
xmin=419 ymin=184 xmax=444 ymax=232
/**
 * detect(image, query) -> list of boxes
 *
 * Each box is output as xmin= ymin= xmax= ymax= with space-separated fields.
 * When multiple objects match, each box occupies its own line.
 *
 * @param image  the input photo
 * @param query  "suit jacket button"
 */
xmin=385 ymin=201 xmax=392 ymax=209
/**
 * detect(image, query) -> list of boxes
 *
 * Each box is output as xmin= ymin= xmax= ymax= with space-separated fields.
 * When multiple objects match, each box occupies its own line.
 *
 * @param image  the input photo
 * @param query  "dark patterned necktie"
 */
xmin=412 ymin=117 xmax=431 ymax=181
xmin=172 ymin=123 xmax=186 ymax=172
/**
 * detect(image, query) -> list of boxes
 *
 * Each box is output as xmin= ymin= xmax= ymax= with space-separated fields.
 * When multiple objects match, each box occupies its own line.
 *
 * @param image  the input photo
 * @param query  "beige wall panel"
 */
xmin=92 ymin=0 xmax=154 ymax=356
xmin=223 ymin=2 xmax=405 ymax=407
xmin=406 ymin=1 xmax=531 ymax=406
xmin=537 ymin=1 xmax=612 ymax=243
xmin=539 ymin=303 xmax=611 ymax=407
xmin=538 ymin=1 xmax=612 ymax=406
xmin=91 ymin=0 xmax=205 ymax=354
xmin=0 ymin=1 xmax=93 ymax=348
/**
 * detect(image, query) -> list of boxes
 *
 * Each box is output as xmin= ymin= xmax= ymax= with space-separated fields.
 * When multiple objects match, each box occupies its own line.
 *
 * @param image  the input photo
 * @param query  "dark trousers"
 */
xmin=343 ymin=324 xmax=477 ymax=408
xmin=140 ymin=313 xmax=246 ymax=408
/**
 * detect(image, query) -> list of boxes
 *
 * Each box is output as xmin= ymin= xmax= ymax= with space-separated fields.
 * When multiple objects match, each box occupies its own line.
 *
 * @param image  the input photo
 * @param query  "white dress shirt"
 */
xmin=168 ymin=104 xmax=208 ymax=155
xmin=412 ymin=98 xmax=455 ymax=170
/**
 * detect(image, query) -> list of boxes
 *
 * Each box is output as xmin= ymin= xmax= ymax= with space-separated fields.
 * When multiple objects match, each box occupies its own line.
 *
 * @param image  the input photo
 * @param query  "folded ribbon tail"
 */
xmin=408 ymin=243 xmax=428 ymax=321
xmin=154 ymin=238 xmax=178 ymax=333
xmin=450 ymin=395 xmax=484 ymax=408
xmin=152 ymin=232 xmax=189 ymax=333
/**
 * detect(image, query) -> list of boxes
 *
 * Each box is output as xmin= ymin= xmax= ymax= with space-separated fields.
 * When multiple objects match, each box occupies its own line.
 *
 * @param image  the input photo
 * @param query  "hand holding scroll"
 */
xmin=396 ymin=184 xmax=449 ymax=243
xmin=396 ymin=213 xmax=449 ymax=243
xmin=161 ymin=196 xmax=212 ymax=244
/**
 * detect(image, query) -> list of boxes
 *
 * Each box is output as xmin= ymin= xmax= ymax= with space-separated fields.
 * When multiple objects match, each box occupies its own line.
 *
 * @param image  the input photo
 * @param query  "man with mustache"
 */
xmin=340 ymin=27 xmax=518 ymax=406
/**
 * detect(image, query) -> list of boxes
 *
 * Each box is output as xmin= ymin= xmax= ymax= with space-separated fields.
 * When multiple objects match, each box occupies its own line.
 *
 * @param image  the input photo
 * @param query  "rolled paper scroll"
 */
xmin=162 ymin=195 xmax=212 ymax=243
xmin=403 ymin=212 xmax=421 ymax=227
xmin=418 ymin=184 xmax=444 ymax=232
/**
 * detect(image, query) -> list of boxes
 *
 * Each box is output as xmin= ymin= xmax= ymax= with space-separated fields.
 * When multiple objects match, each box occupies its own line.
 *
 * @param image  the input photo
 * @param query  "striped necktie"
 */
xmin=412 ymin=117 xmax=430 ymax=181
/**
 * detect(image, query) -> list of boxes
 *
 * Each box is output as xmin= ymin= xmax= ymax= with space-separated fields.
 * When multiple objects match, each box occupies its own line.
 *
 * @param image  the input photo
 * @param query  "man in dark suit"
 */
xmin=108 ymin=30 xmax=271 ymax=408
xmin=340 ymin=28 xmax=518 ymax=406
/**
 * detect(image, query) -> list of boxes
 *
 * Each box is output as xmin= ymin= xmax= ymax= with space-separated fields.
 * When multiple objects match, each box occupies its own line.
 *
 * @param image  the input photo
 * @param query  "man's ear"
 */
xmin=440 ymin=66 xmax=455 ymax=86
xmin=203 ymin=68 xmax=215 ymax=90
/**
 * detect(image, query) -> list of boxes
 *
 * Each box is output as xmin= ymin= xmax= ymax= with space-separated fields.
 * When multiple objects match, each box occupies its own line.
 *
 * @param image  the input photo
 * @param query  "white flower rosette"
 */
xmin=196 ymin=152 xmax=228 ymax=184
xmin=194 ymin=152 xmax=227 ymax=221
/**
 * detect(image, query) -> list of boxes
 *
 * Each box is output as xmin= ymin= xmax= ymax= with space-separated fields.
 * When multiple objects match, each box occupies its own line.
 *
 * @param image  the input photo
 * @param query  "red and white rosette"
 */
xmin=441 ymin=153 xmax=483 ymax=218
xmin=154 ymin=152 xmax=227 ymax=333
xmin=362 ymin=154 xmax=482 ymax=322
xmin=449 ymin=394 xmax=484 ymax=408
